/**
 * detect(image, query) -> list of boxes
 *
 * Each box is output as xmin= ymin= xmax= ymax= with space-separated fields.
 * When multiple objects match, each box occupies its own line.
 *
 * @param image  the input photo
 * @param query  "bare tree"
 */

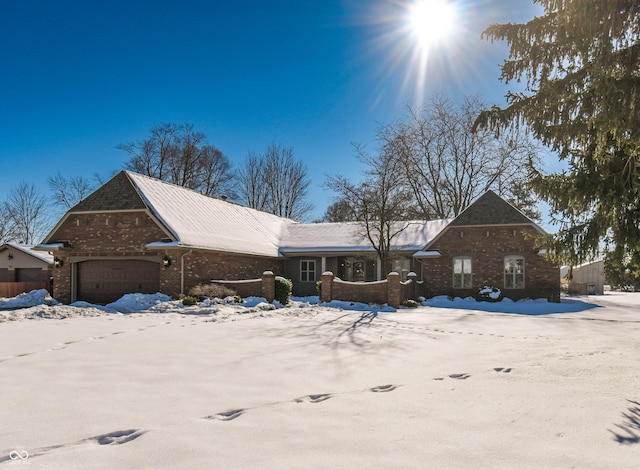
xmin=321 ymin=199 xmax=358 ymax=222
xmin=198 ymin=145 xmax=236 ymax=199
xmin=384 ymin=94 xmax=540 ymax=220
xmin=48 ymin=173 xmax=95 ymax=210
xmin=238 ymin=143 xmax=313 ymax=220
xmin=119 ymin=123 xmax=236 ymax=198
xmin=3 ymin=182 xmax=50 ymax=244
xmin=0 ymin=204 xmax=16 ymax=244
xmin=326 ymin=143 xmax=414 ymax=272
xmin=238 ymin=152 xmax=269 ymax=212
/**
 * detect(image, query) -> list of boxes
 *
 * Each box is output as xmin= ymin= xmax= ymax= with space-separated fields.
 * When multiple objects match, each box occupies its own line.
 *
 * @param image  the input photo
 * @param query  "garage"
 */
xmin=77 ymin=259 xmax=160 ymax=304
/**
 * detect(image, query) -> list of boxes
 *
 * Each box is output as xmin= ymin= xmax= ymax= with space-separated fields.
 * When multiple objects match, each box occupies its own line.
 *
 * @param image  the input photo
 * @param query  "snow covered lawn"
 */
xmin=1 ymin=292 xmax=639 ymax=468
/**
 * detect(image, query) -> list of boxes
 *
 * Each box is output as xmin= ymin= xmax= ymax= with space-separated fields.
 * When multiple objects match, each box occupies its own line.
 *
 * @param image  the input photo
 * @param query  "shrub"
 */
xmin=181 ymin=295 xmax=198 ymax=306
xmin=476 ymin=286 xmax=502 ymax=302
xmin=275 ymin=277 xmax=293 ymax=305
xmin=188 ymin=283 xmax=237 ymax=301
xmin=316 ymin=280 xmax=322 ymax=298
xmin=403 ymin=299 xmax=420 ymax=308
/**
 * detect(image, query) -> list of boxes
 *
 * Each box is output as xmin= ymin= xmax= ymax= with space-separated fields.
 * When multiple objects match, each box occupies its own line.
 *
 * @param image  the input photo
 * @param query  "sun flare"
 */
xmin=409 ymin=0 xmax=455 ymax=48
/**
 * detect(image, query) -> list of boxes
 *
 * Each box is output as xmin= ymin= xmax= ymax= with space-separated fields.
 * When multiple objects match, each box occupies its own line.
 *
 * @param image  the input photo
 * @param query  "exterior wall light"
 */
xmin=162 ymin=255 xmax=171 ymax=268
xmin=54 ymin=257 xmax=63 ymax=268
xmin=7 ymin=253 xmax=13 ymax=260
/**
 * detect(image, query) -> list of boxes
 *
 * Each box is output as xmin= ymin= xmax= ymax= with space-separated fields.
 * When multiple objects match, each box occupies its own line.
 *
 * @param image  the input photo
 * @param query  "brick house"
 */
xmin=415 ymin=191 xmax=560 ymax=301
xmin=36 ymin=171 xmax=559 ymax=304
xmin=36 ymin=171 xmax=286 ymax=304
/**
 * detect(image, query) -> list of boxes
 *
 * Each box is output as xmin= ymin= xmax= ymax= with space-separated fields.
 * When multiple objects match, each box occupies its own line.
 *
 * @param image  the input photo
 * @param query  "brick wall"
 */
xmin=320 ymin=272 xmax=410 ymax=308
xmin=421 ymin=225 xmax=560 ymax=301
xmin=176 ymin=252 xmax=282 ymax=296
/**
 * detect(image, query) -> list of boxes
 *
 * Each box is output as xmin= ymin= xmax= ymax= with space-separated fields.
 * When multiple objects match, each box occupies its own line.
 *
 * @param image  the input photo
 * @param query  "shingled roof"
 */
xmin=448 ymin=190 xmax=536 ymax=227
xmin=70 ymin=171 xmax=148 ymax=212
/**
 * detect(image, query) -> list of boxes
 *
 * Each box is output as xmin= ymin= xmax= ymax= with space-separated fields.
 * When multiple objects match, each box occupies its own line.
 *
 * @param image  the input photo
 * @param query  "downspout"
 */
xmin=180 ymin=250 xmax=193 ymax=296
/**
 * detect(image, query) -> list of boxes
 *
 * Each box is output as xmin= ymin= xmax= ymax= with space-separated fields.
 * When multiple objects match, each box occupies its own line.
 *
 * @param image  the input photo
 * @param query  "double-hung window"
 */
xmin=504 ymin=256 xmax=525 ymax=289
xmin=453 ymin=257 xmax=472 ymax=288
xmin=300 ymin=260 xmax=316 ymax=282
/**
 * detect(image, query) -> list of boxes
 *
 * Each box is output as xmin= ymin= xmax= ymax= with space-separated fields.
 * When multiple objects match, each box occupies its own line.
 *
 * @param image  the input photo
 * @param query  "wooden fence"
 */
xmin=0 ymin=282 xmax=51 ymax=298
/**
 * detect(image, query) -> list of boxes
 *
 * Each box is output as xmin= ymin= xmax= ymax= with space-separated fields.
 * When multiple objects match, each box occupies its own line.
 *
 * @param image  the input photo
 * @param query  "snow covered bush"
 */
xmin=403 ymin=299 xmax=420 ymax=308
xmin=189 ymin=283 xmax=237 ymax=301
xmin=275 ymin=277 xmax=293 ymax=305
xmin=476 ymin=286 xmax=502 ymax=302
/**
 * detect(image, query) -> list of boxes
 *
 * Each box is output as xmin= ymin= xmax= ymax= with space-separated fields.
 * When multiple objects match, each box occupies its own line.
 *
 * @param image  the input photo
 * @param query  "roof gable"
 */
xmin=448 ymin=190 xmax=536 ymax=227
xmin=70 ymin=172 xmax=148 ymax=212
xmin=0 ymin=243 xmax=54 ymax=264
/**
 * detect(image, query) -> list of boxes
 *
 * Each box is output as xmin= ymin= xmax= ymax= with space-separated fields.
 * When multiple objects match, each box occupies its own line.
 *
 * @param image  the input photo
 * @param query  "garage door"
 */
xmin=77 ymin=259 xmax=160 ymax=305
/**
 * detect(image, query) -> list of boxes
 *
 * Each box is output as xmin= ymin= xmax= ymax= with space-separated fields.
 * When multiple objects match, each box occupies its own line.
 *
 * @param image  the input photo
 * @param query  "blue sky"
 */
xmin=0 ymin=0 xmax=542 ymax=222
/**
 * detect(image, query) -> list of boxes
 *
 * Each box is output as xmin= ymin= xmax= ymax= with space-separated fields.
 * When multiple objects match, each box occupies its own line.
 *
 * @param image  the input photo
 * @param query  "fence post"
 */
xmin=407 ymin=272 xmax=417 ymax=301
xmin=262 ymin=271 xmax=275 ymax=302
xmin=321 ymin=271 xmax=334 ymax=303
xmin=387 ymin=271 xmax=401 ymax=308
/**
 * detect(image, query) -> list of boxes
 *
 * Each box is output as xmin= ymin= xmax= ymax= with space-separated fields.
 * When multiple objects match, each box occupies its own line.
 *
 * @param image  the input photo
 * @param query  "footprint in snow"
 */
xmin=295 ymin=394 xmax=332 ymax=403
xmin=206 ymin=409 xmax=245 ymax=421
xmin=448 ymin=373 xmax=471 ymax=380
xmin=371 ymin=384 xmax=397 ymax=393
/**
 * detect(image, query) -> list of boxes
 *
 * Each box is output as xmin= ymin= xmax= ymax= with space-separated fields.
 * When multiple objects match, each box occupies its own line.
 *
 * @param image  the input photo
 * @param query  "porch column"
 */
xmin=321 ymin=272 xmax=334 ymax=303
xmin=407 ymin=272 xmax=417 ymax=301
xmin=321 ymin=257 xmax=326 ymax=274
xmin=262 ymin=271 xmax=276 ymax=302
xmin=376 ymin=258 xmax=382 ymax=280
xmin=387 ymin=272 xmax=401 ymax=309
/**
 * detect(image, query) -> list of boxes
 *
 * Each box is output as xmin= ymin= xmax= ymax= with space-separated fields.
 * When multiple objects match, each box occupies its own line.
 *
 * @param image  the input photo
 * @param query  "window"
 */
xmin=453 ymin=257 xmax=472 ymax=288
xmin=504 ymin=256 xmax=525 ymax=289
xmin=391 ymin=258 xmax=411 ymax=281
xmin=300 ymin=260 xmax=316 ymax=282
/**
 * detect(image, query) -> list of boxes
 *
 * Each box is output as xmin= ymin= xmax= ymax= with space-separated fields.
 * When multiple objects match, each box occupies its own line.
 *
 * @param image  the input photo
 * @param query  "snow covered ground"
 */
xmin=1 ymin=291 xmax=639 ymax=468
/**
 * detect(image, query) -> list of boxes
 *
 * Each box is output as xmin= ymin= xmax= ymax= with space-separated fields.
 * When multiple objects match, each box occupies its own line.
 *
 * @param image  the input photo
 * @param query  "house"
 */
xmin=36 ymin=171 xmax=289 ymax=304
xmin=36 ymin=171 xmax=560 ymax=304
xmin=0 ymin=243 xmax=53 ymax=297
xmin=416 ymin=191 xmax=560 ymax=301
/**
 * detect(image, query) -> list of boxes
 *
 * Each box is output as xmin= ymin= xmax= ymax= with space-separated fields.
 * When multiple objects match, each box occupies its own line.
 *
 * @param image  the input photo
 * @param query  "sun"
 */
xmin=409 ymin=0 xmax=455 ymax=49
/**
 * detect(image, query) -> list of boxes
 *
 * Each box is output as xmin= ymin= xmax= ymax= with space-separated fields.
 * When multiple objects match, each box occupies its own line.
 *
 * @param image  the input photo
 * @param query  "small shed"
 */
xmin=0 ymin=243 xmax=53 ymax=298
xmin=569 ymin=260 xmax=605 ymax=295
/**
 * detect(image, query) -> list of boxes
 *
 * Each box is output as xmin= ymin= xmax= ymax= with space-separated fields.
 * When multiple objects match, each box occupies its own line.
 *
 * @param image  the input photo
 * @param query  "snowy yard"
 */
xmin=1 ymin=291 xmax=639 ymax=469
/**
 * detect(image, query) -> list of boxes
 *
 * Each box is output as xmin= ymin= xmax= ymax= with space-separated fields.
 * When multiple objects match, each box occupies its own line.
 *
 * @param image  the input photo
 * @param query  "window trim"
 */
xmin=453 ymin=256 xmax=472 ymax=289
xmin=300 ymin=259 xmax=316 ymax=283
xmin=504 ymin=255 xmax=525 ymax=289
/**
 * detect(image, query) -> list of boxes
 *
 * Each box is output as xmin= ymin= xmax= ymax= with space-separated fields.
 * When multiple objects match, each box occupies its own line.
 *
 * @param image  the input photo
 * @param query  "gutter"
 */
xmin=180 ymin=250 xmax=193 ymax=296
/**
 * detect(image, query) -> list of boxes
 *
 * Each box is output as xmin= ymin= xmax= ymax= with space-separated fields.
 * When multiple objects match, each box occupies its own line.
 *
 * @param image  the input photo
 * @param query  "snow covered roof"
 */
xmin=1 ymin=243 xmax=54 ymax=264
xmin=279 ymin=219 xmax=451 ymax=255
xmin=125 ymin=172 xmax=294 ymax=258
xmin=413 ymin=250 xmax=442 ymax=258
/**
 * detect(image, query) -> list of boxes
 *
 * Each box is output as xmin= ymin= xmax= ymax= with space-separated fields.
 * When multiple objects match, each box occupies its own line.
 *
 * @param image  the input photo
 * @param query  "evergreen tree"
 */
xmin=476 ymin=0 xmax=640 ymax=268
